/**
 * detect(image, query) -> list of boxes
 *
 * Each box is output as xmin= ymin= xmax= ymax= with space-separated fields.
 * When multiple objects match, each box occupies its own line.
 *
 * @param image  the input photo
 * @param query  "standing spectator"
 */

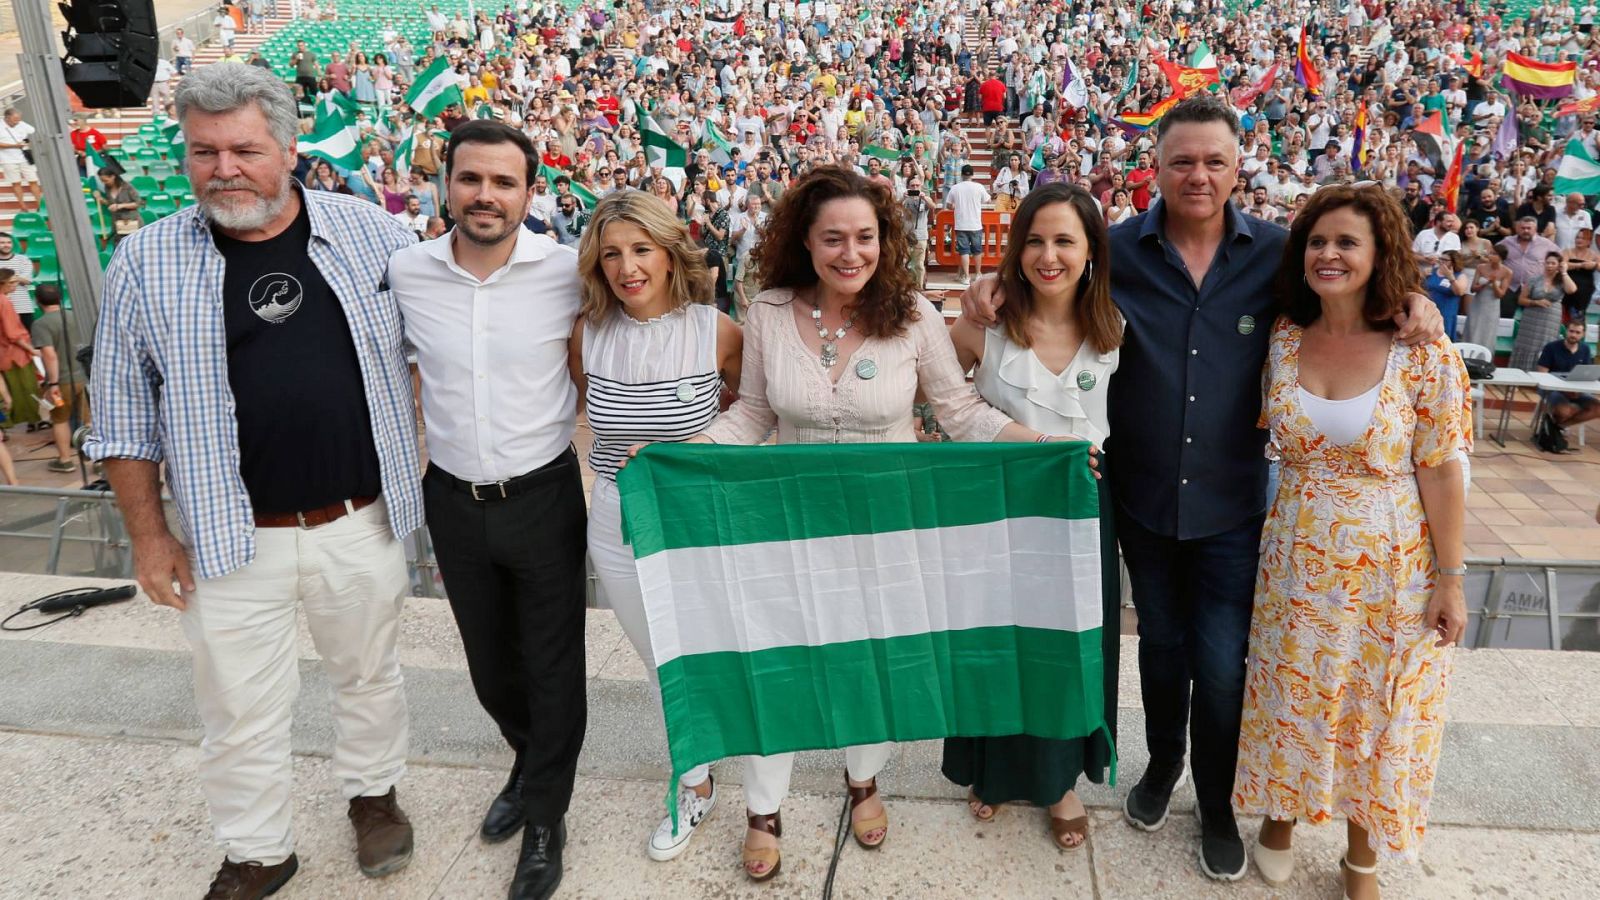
xmin=392 ymin=194 xmax=427 ymax=235
xmin=0 ymin=109 xmax=40 ymax=212
xmin=1411 ymin=212 xmax=1461 ymax=265
xmin=1466 ymin=246 xmax=1513 ymax=351
xmin=0 ymin=232 xmax=35 ymax=329
xmin=172 ymin=26 xmax=195 ymax=75
xmin=979 ymin=69 xmax=1007 ymax=126
xmin=212 ymin=6 xmax=238 ymax=52
xmin=1512 ymin=252 xmax=1576 ymax=370
xmin=292 ymin=41 xmax=320 ymax=99
xmin=1499 ymin=216 xmax=1563 ymax=292
xmin=1555 ymin=192 xmax=1594 ymax=250
xmin=0 ymin=266 xmax=38 ymax=439
xmin=1126 ymin=151 xmax=1156 ymax=212
xmin=901 ymin=182 xmax=932 ymax=289
xmin=68 ymin=114 xmax=107 ymax=178
xmin=93 ymin=171 xmax=144 ymax=243
xmin=945 ymin=164 xmax=991 ymax=283
xmin=1423 ymin=251 xmax=1471 ymax=341
xmin=1563 ymin=228 xmax=1600 ymax=324
xmin=30 ymin=285 xmax=87 ymax=473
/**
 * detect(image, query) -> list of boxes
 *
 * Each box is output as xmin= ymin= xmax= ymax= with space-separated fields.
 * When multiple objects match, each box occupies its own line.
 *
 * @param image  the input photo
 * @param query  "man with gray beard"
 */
xmin=84 ymin=64 xmax=422 ymax=900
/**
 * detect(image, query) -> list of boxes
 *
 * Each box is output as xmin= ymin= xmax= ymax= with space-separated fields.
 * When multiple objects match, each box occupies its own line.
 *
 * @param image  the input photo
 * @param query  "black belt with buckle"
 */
xmin=429 ymin=447 xmax=576 ymax=502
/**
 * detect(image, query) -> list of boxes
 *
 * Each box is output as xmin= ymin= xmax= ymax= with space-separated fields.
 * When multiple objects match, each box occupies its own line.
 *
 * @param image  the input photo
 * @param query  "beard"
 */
xmin=200 ymin=174 xmax=292 ymax=232
xmin=455 ymin=202 xmax=523 ymax=246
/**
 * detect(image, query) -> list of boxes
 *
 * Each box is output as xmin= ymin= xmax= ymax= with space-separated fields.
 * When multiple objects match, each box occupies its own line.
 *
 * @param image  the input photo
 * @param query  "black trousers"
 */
xmin=424 ymin=450 xmax=588 ymax=826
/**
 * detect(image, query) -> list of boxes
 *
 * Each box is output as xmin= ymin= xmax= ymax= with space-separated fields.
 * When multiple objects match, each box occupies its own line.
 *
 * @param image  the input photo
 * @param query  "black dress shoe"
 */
xmin=508 ymin=820 xmax=565 ymax=900
xmin=481 ymin=769 xmax=526 ymax=844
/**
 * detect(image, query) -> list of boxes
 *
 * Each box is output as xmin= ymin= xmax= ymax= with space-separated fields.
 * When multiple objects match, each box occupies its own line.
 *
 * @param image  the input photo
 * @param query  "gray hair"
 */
xmin=174 ymin=64 xmax=299 ymax=150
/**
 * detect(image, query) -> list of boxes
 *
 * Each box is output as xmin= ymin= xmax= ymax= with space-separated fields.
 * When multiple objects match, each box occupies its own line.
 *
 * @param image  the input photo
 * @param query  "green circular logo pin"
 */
xmin=675 ymin=382 xmax=695 ymax=403
xmin=1076 ymin=370 xmax=1097 ymax=391
xmin=1237 ymin=315 xmax=1256 ymax=335
xmin=855 ymin=359 xmax=878 ymax=380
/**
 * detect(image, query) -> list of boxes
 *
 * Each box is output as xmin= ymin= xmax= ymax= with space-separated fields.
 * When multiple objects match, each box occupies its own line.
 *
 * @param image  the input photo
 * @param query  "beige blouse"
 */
xmin=704 ymin=289 xmax=1013 ymax=445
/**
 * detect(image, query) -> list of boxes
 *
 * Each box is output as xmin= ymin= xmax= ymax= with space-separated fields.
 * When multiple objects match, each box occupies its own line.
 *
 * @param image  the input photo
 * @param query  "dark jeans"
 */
xmin=1114 ymin=508 xmax=1262 ymax=817
xmin=423 ymin=450 xmax=588 ymax=826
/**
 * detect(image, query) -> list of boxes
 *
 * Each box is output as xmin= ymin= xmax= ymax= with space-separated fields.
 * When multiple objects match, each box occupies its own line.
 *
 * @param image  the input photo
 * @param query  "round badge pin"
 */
xmin=1237 ymin=315 xmax=1257 ymax=335
xmin=675 ymin=382 xmax=696 ymax=403
xmin=1076 ymin=370 xmax=1097 ymax=391
xmin=855 ymin=359 xmax=879 ymax=380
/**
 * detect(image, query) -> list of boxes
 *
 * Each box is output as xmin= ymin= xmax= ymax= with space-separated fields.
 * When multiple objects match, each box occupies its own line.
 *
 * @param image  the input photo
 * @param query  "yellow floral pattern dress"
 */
xmin=1233 ymin=319 xmax=1471 ymax=862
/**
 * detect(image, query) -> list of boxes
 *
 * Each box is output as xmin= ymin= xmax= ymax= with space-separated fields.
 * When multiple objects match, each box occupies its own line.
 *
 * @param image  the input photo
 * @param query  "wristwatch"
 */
xmin=1439 ymin=565 xmax=1468 ymax=577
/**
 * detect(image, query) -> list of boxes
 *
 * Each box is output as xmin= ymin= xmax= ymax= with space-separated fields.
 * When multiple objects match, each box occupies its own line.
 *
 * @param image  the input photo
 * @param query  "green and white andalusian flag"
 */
xmin=619 ymin=443 xmax=1115 ymax=822
xmin=298 ymin=108 xmax=364 ymax=170
xmin=406 ymin=57 xmax=464 ymax=119
xmin=639 ymin=109 xmax=688 ymax=188
xmin=1555 ymin=137 xmax=1600 ymax=195
xmin=701 ymin=119 xmax=737 ymax=166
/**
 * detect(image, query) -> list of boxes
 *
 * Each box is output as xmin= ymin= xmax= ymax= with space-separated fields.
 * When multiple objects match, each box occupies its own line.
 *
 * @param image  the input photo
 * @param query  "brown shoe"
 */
xmin=202 ymin=854 xmax=298 ymax=899
xmin=348 ymin=788 xmax=414 ymax=877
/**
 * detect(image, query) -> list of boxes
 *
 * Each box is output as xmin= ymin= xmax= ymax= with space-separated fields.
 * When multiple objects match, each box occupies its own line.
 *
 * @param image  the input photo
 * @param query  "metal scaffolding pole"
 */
xmin=11 ymin=0 xmax=104 ymax=343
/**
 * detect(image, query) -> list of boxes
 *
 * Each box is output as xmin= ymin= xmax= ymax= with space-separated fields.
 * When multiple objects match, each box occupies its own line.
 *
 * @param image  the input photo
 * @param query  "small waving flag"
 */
xmin=1556 ymin=95 xmax=1600 ymax=118
xmin=1501 ymin=51 xmax=1576 ymax=99
xmin=1351 ymin=103 xmax=1370 ymax=173
xmin=1295 ymin=26 xmax=1322 ymax=98
xmin=1555 ymin=137 xmax=1600 ymax=195
xmin=1442 ymin=142 xmax=1465 ymax=214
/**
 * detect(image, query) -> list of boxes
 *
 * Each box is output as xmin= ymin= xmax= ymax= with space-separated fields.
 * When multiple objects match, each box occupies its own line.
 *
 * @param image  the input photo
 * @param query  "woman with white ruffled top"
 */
xmin=943 ymin=182 xmax=1124 ymax=853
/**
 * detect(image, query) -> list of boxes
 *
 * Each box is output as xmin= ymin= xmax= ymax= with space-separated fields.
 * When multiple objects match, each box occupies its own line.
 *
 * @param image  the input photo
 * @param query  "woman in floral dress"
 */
xmin=1234 ymin=185 xmax=1470 ymax=900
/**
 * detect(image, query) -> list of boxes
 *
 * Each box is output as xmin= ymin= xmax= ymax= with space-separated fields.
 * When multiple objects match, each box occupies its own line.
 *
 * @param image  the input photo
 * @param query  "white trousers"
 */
xmin=180 ymin=498 xmax=410 ymax=865
xmin=589 ymin=478 xmax=709 ymax=789
xmin=590 ymin=478 xmax=890 ymax=813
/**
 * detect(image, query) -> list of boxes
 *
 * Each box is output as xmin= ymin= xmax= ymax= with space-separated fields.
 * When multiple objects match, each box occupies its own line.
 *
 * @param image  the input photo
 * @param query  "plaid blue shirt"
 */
xmin=84 ymin=187 xmax=424 ymax=579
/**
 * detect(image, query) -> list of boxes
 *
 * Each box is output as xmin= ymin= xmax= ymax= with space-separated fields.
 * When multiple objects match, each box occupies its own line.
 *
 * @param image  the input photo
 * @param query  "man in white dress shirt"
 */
xmin=386 ymin=120 xmax=584 ymax=900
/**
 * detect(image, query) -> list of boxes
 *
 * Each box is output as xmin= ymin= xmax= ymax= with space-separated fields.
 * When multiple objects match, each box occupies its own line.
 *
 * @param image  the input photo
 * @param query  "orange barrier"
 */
xmin=930 ymin=209 xmax=1013 ymax=268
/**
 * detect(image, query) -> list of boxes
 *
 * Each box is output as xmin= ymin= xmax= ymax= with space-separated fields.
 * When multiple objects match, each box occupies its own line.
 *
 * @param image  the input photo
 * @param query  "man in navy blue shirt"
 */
xmin=1537 ymin=320 xmax=1600 ymax=426
xmin=962 ymin=94 xmax=1442 ymax=881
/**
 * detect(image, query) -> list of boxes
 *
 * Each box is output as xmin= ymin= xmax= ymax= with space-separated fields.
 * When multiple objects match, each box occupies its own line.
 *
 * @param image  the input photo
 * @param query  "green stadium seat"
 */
xmin=146 ymin=193 xmax=178 ymax=217
xmin=10 ymin=211 xmax=45 ymax=235
xmin=139 ymin=208 xmax=159 ymax=225
xmin=99 ymin=247 xmax=114 ymax=269
xmin=137 ymin=123 xmax=158 ymax=139
xmin=147 ymin=163 xmax=177 ymax=182
xmin=26 ymin=233 xmax=54 ymax=255
xmin=33 ymin=254 xmax=59 ymax=283
xmin=163 ymin=174 xmax=192 ymax=194
xmin=130 ymin=175 xmax=159 ymax=194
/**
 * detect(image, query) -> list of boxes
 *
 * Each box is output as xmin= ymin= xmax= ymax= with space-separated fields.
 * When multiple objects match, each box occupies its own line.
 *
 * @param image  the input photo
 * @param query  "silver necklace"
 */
xmin=811 ymin=300 xmax=858 ymax=369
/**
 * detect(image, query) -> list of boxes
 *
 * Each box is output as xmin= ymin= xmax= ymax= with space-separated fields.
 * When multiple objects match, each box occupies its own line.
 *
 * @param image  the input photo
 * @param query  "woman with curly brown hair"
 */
xmin=688 ymin=166 xmax=1078 ymax=882
xmin=1234 ymin=184 xmax=1470 ymax=900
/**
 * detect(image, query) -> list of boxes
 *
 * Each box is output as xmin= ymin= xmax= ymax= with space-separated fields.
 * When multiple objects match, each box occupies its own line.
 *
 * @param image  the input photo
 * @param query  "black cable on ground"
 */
xmin=819 ymin=792 xmax=852 ymax=900
xmin=1 ymin=584 xmax=135 ymax=631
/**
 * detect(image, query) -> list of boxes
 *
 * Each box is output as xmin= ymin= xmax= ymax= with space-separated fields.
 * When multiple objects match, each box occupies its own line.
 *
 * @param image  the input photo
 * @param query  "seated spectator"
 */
xmin=1537 ymin=320 xmax=1600 ymax=427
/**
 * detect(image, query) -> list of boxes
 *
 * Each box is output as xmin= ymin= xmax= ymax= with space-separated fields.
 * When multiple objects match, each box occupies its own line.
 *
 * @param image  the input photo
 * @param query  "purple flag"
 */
xmin=1494 ymin=106 xmax=1518 ymax=160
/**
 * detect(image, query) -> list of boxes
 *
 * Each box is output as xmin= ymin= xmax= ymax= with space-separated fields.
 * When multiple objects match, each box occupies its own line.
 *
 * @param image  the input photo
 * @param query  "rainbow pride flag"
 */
xmin=1501 ymin=52 xmax=1575 ymax=99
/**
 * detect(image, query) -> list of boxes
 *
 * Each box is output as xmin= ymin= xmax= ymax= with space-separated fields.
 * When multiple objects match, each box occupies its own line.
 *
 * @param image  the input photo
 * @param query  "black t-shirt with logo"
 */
xmin=213 ymin=203 xmax=382 ymax=515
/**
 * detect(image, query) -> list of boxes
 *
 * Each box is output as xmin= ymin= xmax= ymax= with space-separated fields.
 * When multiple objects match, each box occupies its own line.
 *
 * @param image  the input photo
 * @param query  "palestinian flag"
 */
xmin=1555 ymin=137 xmax=1600 ymax=195
xmin=406 ymin=57 xmax=465 ymax=119
xmin=1501 ymin=51 xmax=1575 ymax=100
xmin=618 ymin=443 xmax=1115 ymax=824
xmin=1412 ymin=110 xmax=1450 ymax=179
xmin=640 ymin=109 xmax=688 ymax=187
xmin=298 ymin=108 xmax=364 ymax=170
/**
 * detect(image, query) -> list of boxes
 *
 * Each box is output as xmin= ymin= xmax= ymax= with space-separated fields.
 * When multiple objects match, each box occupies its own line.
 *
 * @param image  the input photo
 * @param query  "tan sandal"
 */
xmin=742 ymin=811 xmax=781 ymax=882
xmin=1049 ymin=814 xmax=1089 ymax=850
xmin=846 ymin=774 xmax=889 ymax=849
xmin=966 ymin=789 xmax=1000 ymax=822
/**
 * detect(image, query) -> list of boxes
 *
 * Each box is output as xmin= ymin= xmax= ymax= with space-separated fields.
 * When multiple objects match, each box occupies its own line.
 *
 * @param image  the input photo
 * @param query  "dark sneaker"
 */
xmin=348 ymin=788 xmax=414 ymax=877
xmin=202 ymin=854 xmax=299 ymax=899
xmin=1195 ymin=805 xmax=1248 ymax=882
xmin=1122 ymin=756 xmax=1189 ymax=832
xmin=48 ymin=459 xmax=77 ymax=473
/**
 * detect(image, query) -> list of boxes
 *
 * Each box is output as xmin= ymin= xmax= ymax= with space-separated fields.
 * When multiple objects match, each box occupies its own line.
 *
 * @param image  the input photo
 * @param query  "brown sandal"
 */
xmin=743 ymin=811 xmax=782 ymax=881
xmin=966 ymin=790 xmax=1000 ymax=822
xmin=846 ymin=774 xmax=889 ymax=849
xmin=1049 ymin=814 xmax=1089 ymax=850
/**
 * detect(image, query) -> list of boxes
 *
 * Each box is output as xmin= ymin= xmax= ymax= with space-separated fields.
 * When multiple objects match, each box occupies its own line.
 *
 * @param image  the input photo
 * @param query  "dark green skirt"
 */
xmin=941 ymin=467 xmax=1120 ymax=806
xmin=2 ymin=364 xmax=40 ymax=424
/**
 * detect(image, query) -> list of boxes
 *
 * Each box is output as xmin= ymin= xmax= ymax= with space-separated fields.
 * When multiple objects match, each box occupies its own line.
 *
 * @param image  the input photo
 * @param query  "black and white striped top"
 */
xmin=583 ymin=304 xmax=722 ymax=481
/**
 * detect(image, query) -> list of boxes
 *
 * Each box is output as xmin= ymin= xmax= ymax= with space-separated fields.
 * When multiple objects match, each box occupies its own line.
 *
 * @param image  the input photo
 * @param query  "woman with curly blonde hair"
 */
xmin=570 ymin=189 xmax=742 ymax=862
xmin=684 ymin=166 xmax=1082 ymax=881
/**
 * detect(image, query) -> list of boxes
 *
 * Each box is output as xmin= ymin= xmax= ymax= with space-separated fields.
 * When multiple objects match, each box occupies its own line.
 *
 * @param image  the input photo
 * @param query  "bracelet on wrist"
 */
xmin=1438 ymin=565 xmax=1468 ymax=578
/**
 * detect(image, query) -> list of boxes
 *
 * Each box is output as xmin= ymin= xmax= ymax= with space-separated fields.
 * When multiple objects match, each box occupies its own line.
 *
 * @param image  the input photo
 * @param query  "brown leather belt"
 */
xmin=254 ymin=495 xmax=378 ymax=529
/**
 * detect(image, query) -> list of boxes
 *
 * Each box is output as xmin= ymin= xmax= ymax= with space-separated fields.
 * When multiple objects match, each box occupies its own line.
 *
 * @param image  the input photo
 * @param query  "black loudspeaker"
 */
xmin=59 ymin=0 xmax=158 ymax=108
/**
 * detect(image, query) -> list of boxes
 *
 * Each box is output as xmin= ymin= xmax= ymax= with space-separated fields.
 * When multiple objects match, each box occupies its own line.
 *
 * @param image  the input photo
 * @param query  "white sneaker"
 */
xmin=647 ymin=776 xmax=717 ymax=861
